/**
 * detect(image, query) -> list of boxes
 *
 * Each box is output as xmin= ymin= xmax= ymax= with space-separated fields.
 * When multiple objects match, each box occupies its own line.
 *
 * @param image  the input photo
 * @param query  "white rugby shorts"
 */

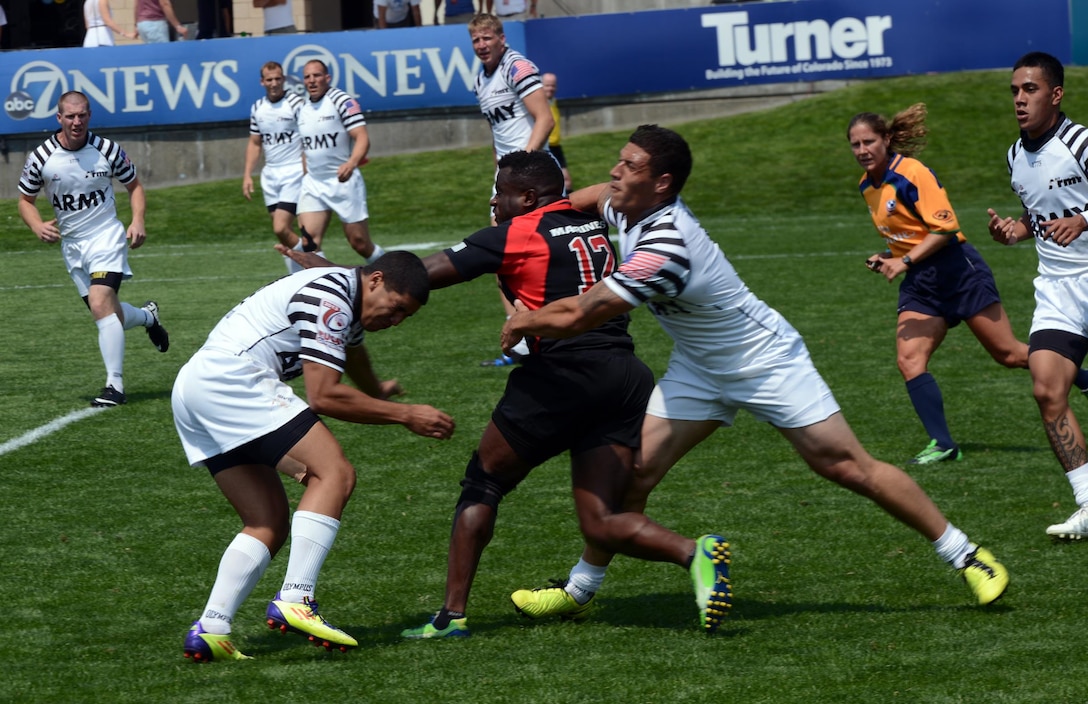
xmin=1031 ymin=274 xmax=1088 ymax=337
xmin=646 ymin=332 xmax=840 ymax=429
xmin=172 ymin=349 xmax=311 ymax=467
xmin=60 ymin=222 xmax=132 ymax=297
xmin=298 ymin=170 xmax=368 ymax=223
xmin=260 ymin=162 xmax=303 ymax=209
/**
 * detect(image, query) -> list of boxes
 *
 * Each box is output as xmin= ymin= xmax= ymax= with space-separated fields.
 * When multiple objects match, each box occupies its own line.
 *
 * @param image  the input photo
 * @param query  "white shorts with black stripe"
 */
xmin=260 ymin=162 xmax=303 ymax=210
xmin=298 ymin=170 xmax=368 ymax=224
xmin=172 ymin=349 xmax=311 ymax=467
xmin=60 ymin=222 xmax=132 ymax=296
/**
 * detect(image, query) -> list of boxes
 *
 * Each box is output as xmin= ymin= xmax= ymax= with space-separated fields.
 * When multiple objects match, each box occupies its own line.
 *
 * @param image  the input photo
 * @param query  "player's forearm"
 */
xmin=348 ymin=131 xmax=370 ymax=168
xmin=243 ymin=140 xmax=262 ymax=177
xmin=18 ymin=198 xmax=43 ymax=231
xmin=309 ymin=384 xmax=412 ymax=425
xmin=128 ymin=183 xmax=147 ymax=226
xmin=510 ymin=298 xmax=586 ymax=339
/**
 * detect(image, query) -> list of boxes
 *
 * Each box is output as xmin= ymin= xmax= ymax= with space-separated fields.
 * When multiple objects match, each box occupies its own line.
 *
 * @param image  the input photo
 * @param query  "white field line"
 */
xmin=0 ymin=407 xmax=106 ymax=458
xmin=0 ymin=238 xmax=871 ymax=452
xmin=0 ymin=240 xmax=873 ymax=292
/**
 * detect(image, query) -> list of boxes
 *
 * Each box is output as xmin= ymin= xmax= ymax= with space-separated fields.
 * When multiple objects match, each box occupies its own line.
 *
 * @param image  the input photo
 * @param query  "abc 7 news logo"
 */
xmin=5 ymin=91 xmax=36 ymax=120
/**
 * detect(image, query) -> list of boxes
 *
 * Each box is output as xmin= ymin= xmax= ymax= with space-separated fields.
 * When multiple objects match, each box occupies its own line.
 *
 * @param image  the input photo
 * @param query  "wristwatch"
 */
xmin=901 ymin=255 xmax=912 ymax=268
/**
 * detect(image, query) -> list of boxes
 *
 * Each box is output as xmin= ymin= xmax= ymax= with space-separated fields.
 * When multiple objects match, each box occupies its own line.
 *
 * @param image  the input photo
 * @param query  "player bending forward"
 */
xmin=176 ymin=251 xmax=454 ymax=662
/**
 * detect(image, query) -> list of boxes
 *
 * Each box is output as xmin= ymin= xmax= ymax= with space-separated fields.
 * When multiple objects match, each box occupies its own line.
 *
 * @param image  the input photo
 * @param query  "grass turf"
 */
xmin=1 ymin=67 xmax=1086 ymax=703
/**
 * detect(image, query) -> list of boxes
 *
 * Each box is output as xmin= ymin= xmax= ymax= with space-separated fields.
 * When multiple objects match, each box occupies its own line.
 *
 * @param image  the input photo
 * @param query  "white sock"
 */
xmin=566 ymin=558 xmax=607 ymax=603
xmin=119 ymin=302 xmax=151 ymax=329
xmin=1067 ymin=464 xmax=1088 ymax=507
xmin=932 ymin=522 xmax=973 ymax=569
xmin=200 ymin=532 xmax=271 ymax=635
xmin=286 ymin=240 xmax=304 ymax=274
xmin=279 ymin=510 xmax=340 ymax=603
xmin=95 ymin=313 xmax=125 ymax=391
xmin=366 ymin=243 xmax=386 ymax=264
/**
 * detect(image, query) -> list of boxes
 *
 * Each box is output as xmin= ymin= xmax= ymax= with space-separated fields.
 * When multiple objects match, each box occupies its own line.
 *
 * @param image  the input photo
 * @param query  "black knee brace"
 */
xmin=455 ymin=451 xmax=512 ymax=513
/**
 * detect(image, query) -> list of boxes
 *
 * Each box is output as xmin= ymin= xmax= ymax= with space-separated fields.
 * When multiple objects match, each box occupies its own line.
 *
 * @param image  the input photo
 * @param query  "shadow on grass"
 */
xmin=372 ymin=591 xmax=1013 ymax=643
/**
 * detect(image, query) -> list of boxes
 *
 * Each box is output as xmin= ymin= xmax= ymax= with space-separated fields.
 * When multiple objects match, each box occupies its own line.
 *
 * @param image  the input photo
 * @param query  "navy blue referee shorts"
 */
xmin=897 ymin=241 xmax=1002 ymax=327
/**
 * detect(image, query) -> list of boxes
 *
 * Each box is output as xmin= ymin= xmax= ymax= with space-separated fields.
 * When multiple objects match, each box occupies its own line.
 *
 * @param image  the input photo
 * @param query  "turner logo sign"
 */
xmin=701 ymin=11 xmax=894 ymax=81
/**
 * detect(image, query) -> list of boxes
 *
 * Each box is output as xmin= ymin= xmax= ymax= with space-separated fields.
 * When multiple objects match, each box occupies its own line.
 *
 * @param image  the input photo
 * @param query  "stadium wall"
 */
xmin=0 ymin=0 xmax=1072 ymax=198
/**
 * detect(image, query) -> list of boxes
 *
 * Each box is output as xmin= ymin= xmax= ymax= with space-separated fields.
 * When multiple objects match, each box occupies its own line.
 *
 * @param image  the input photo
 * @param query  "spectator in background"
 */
xmin=0 ymin=3 xmax=6 ymax=47
xmin=435 ymin=0 xmax=476 ymax=25
xmin=255 ymin=0 xmax=295 ymax=34
xmin=196 ymin=0 xmax=232 ymax=38
xmin=489 ymin=0 xmax=536 ymax=22
xmin=135 ymin=0 xmax=188 ymax=42
xmin=84 ymin=0 xmax=137 ymax=46
xmin=542 ymin=72 xmax=571 ymax=192
xmin=374 ymin=0 xmax=420 ymax=28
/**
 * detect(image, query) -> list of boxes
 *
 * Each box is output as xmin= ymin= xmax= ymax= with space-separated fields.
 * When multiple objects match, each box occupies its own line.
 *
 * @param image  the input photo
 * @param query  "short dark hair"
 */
xmin=496 ymin=150 xmax=564 ymax=197
xmin=629 ymin=124 xmax=693 ymax=194
xmin=363 ymin=250 xmax=430 ymax=305
xmin=1014 ymin=51 xmax=1064 ymax=89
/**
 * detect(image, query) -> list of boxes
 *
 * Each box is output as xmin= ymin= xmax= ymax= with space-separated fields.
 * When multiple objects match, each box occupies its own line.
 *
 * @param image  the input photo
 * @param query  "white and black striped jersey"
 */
xmin=298 ymin=87 xmax=367 ymax=180
xmin=249 ymin=92 xmax=304 ymax=169
xmin=1007 ymin=113 xmax=1088 ymax=278
xmin=473 ymin=47 xmax=544 ymax=158
xmin=201 ymin=267 xmax=365 ymax=381
xmin=19 ymin=131 xmax=136 ymax=240
xmin=602 ymin=195 xmax=799 ymax=373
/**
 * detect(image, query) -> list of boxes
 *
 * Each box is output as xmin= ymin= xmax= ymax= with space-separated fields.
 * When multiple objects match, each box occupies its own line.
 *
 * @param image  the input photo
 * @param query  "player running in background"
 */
xmin=243 ymin=61 xmax=307 ymax=275
xmin=176 ymin=251 xmax=454 ymax=662
xmin=987 ymin=52 xmax=1088 ymax=540
xmin=18 ymin=90 xmax=169 ymax=408
xmin=542 ymin=72 xmax=572 ymax=193
xmin=848 ymin=103 xmax=1088 ymax=465
xmin=297 ymin=59 xmax=385 ymax=263
xmin=502 ymin=125 xmax=1009 ymax=619
xmin=469 ymin=13 xmax=555 ymax=367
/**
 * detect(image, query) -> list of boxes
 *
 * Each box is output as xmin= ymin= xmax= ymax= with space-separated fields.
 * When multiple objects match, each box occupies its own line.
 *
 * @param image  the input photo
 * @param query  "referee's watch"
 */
xmin=901 ymin=255 xmax=913 ymax=268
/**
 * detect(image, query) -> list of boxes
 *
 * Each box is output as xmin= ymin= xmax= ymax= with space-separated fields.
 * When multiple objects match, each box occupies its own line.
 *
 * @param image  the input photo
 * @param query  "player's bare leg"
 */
xmin=270 ymin=208 xmax=300 ymax=249
xmin=299 ymin=210 xmax=332 ymax=250
xmin=1032 ymin=349 xmax=1088 ymax=539
xmin=964 ymin=302 xmax=1029 ymax=369
xmin=343 ymin=219 xmax=384 ymax=262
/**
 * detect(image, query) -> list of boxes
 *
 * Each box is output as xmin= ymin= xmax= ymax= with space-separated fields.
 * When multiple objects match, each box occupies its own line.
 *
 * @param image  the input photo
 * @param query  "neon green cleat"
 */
xmin=183 ymin=621 xmax=252 ymax=663
xmin=908 ymin=439 xmax=963 ymax=465
xmin=511 ymin=579 xmax=594 ymax=621
xmin=266 ymin=594 xmax=358 ymax=651
xmin=690 ymin=534 xmax=732 ymax=635
xmin=960 ymin=546 xmax=1009 ymax=606
xmin=400 ymin=614 xmax=470 ymax=639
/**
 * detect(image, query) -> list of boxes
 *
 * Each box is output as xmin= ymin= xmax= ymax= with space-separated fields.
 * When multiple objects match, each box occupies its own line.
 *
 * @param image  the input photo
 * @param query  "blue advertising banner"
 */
xmin=526 ymin=0 xmax=1071 ymax=97
xmin=0 ymin=0 xmax=1071 ymax=135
